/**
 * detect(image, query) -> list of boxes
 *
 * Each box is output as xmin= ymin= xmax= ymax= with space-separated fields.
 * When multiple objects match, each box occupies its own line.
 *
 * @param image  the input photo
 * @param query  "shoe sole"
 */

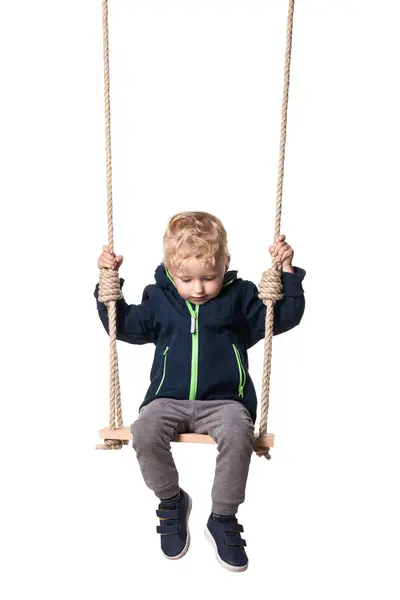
xmin=204 ymin=525 xmax=249 ymax=572
xmin=162 ymin=494 xmax=192 ymax=560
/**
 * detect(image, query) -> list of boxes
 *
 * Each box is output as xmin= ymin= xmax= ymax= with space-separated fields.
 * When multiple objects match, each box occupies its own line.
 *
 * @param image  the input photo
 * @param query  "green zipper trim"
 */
xmin=186 ymin=301 xmax=199 ymax=400
xmin=165 ymin=268 xmax=176 ymax=287
xmin=156 ymin=346 xmax=169 ymax=395
xmin=232 ymin=344 xmax=246 ymax=398
xmin=223 ymin=278 xmax=235 ymax=288
xmin=165 ymin=267 xmax=200 ymax=400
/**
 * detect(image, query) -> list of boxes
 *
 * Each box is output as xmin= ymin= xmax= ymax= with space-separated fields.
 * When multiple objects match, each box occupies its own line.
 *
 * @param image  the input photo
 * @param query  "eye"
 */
xmin=203 ymin=277 xmax=216 ymax=281
xmin=181 ymin=278 xmax=191 ymax=283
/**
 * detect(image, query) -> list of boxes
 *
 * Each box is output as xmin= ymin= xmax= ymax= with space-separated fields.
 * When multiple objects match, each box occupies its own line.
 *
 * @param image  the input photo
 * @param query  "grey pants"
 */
xmin=130 ymin=398 xmax=255 ymax=515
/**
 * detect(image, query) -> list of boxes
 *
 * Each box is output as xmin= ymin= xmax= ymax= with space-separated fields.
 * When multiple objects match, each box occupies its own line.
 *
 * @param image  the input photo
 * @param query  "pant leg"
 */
xmin=130 ymin=398 xmax=193 ymax=500
xmin=193 ymin=400 xmax=255 ymax=515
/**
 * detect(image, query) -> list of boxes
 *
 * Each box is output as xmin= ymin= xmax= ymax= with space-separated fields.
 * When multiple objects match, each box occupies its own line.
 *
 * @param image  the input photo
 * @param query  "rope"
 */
xmin=97 ymin=0 xmax=127 ymax=450
xmin=254 ymin=0 xmax=296 ymax=459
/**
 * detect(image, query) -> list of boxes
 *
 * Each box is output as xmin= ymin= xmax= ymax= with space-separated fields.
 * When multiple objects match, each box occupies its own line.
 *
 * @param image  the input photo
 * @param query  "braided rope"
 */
xmin=97 ymin=0 xmax=127 ymax=450
xmin=254 ymin=0 xmax=296 ymax=459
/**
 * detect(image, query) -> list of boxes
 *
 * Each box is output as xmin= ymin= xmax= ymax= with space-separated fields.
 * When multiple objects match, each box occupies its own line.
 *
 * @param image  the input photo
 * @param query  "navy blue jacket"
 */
xmin=94 ymin=265 xmax=305 ymax=422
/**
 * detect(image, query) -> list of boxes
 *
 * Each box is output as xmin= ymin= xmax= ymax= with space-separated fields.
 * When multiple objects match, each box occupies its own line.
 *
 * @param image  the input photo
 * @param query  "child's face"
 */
xmin=169 ymin=255 xmax=228 ymax=305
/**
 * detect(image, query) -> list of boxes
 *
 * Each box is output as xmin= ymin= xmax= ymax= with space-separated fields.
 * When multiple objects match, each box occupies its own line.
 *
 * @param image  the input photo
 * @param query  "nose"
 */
xmin=193 ymin=280 xmax=205 ymax=295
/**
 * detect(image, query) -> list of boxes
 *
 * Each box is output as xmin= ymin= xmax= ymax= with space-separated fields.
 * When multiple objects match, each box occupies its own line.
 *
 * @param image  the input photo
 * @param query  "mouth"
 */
xmin=190 ymin=296 xmax=207 ymax=302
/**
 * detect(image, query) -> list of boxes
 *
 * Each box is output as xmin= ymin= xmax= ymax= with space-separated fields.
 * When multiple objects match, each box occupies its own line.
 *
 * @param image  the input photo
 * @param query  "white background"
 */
xmin=1 ymin=0 xmax=399 ymax=598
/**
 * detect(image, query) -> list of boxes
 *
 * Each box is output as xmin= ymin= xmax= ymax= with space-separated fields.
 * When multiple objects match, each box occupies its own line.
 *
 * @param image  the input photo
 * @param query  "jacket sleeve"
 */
xmin=242 ymin=267 xmax=306 ymax=349
xmin=94 ymin=278 xmax=157 ymax=345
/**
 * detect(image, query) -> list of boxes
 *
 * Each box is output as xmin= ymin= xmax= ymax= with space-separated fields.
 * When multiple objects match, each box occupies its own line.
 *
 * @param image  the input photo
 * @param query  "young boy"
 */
xmin=95 ymin=211 xmax=305 ymax=572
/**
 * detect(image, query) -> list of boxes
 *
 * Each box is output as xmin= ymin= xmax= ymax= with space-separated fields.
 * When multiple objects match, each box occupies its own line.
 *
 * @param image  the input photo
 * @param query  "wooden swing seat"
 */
xmin=99 ymin=427 xmax=274 ymax=447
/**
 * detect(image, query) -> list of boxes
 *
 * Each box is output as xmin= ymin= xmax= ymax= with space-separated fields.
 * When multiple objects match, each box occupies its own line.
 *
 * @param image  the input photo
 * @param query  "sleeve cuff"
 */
xmin=282 ymin=267 xmax=306 ymax=297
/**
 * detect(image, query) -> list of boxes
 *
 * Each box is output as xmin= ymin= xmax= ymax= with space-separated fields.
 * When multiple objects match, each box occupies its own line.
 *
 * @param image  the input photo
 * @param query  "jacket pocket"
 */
xmin=156 ymin=346 xmax=169 ymax=395
xmin=232 ymin=344 xmax=247 ymax=398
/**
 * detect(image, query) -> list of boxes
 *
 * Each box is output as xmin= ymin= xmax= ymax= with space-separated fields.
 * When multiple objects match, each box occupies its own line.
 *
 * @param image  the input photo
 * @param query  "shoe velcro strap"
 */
xmin=156 ymin=509 xmax=180 ymax=519
xmin=156 ymin=524 xmax=180 ymax=535
xmin=226 ymin=538 xmax=247 ymax=547
xmin=223 ymin=524 xmax=244 ymax=533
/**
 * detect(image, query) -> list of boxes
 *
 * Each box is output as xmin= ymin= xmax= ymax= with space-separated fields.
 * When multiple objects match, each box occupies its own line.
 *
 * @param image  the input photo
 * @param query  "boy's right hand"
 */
xmin=97 ymin=245 xmax=124 ymax=271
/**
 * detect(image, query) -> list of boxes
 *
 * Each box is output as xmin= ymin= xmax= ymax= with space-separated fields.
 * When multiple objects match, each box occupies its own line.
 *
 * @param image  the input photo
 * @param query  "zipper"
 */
xmin=185 ymin=301 xmax=199 ymax=400
xmin=164 ymin=267 xmax=200 ymax=401
xmin=232 ymin=344 xmax=246 ymax=398
xmin=155 ymin=346 xmax=169 ymax=395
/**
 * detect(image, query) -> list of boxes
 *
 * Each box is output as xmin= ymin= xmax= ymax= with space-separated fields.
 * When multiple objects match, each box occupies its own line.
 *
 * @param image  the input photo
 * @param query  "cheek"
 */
xmin=206 ymin=281 xmax=223 ymax=296
xmin=175 ymin=281 xmax=190 ymax=298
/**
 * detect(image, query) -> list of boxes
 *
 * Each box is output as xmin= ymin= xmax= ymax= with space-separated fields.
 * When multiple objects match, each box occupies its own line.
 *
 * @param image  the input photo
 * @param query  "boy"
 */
xmin=95 ymin=211 xmax=305 ymax=572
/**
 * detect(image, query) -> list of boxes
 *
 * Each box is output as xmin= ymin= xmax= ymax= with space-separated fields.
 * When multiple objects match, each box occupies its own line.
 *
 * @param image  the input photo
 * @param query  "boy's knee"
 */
xmin=217 ymin=403 xmax=254 ymax=440
xmin=131 ymin=413 xmax=162 ymax=450
xmin=131 ymin=401 xmax=174 ymax=450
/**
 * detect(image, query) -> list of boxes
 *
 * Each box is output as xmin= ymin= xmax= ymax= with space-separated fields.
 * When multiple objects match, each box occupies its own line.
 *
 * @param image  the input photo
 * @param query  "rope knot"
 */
xmin=98 ymin=268 xmax=122 ymax=304
xmin=258 ymin=268 xmax=284 ymax=305
xmin=96 ymin=439 xmax=128 ymax=451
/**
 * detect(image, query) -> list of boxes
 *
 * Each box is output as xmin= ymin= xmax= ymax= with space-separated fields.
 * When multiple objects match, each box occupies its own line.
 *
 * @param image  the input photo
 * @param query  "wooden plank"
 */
xmin=98 ymin=426 xmax=274 ymax=447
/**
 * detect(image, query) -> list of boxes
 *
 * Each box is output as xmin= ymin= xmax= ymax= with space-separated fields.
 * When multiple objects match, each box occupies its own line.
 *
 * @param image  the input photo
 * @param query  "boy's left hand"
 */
xmin=269 ymin=234 xmax=294 ymax=272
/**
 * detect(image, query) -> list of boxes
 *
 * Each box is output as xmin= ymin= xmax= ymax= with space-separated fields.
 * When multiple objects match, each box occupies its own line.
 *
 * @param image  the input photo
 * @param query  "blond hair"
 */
xmin=163 ymin=211 xmax=230 ymax=269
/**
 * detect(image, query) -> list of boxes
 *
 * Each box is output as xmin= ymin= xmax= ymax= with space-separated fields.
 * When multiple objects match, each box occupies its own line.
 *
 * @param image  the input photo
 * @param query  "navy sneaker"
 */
xmin=205 ymin=514 xmax=248 ymax=572
xmin=156 ymin=489 xmax=192 ymax=559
